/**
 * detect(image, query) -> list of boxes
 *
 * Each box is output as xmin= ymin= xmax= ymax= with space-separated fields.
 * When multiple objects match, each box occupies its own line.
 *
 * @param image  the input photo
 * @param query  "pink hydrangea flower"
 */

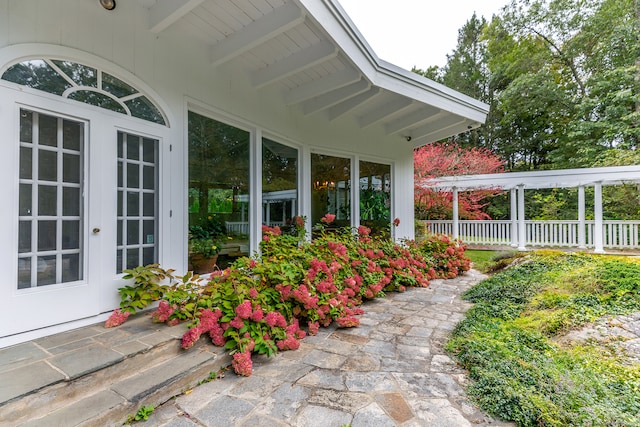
xmin=249 ymin=288 xmax=259 ymax=299
xmin=251 ymin=306 xmax=264 ymax=322
xmin=152 ymin=301 xmax=175 ymax=323
xmin=181 ymin=326 xmax=203 ymax=349
xmin=235 ymin=300 xmax=253 ymax=319
xmin=357 ymin=225 xmax=371 ymax=236
xmin=230 ymin=316 xmax=245 ymax=329
xmin=320 ymin=213 xmax=336 ymax=224
xmin=308 ymin=321 xmax=320 ymax=336
xmin=232 ymin=351 xmax=253 ymax=376
xmin=209 ymin=324 xmax=226 ymax=347
xmin=104 ymin=309 xmax=130 ymax=328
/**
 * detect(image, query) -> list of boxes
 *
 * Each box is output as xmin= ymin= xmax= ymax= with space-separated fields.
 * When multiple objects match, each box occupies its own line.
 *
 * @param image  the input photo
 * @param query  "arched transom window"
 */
xmin=2 ymin=58 xmax=166 ymax=125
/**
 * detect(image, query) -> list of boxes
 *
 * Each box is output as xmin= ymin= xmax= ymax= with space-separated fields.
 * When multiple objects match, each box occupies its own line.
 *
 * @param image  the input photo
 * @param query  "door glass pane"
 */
xmin=38 ymin=221 xmax=56 ymax=251
xmin=38 ymin=150 xmax=57 ymax=181
xmin=18 ymin=110 xmax=84 ymax=288
xmin=37 ymin=255 xmax=57 ymax=286
xmin=38 ymin=185 xmax=57 ymax=216
xmin=311 ymin=153 xmax=351 ymax=229
xmin=188 ymin=111 xmax=251 ymax=264
xmin=116 ymin=132 xmax=159 ymax=274
xmin=20 ymin=110 xmax=33 ymax=143
xmin=20 ymin=147 xmax=32 ymax=179
xmin=262 ymin=138 xmax=298 ymax=232
xmin=63 ymin=119 xmax=82 ymax=150
xmin=62 ymin=220 xmax=80 ymax=250
xmin=63 ymin=153 xmax=80 ymax=183
xmin=360 ymin=161 xmax=392 ymax=236
xmin=38 ymin=115 xmax=58 ymax=147
xmin=18 ymin=221 xmax=31 ymax=253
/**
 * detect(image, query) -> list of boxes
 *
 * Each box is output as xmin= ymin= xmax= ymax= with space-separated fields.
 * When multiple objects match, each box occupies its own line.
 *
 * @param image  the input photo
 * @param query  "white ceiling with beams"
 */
xmin=140 ymin=0 xmax=489 ymax=146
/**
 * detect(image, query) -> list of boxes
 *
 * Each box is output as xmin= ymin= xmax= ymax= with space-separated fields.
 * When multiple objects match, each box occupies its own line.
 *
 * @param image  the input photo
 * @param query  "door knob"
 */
xmin=92 ymin=228 xmax=101 ymax=234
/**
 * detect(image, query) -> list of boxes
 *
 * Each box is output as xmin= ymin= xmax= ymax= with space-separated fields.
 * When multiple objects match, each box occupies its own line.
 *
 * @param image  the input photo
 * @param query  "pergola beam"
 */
xmin=149 ymin=0 xmax=205 ymax=33
xmin=210 ymin=3 xmax=304 ymax=66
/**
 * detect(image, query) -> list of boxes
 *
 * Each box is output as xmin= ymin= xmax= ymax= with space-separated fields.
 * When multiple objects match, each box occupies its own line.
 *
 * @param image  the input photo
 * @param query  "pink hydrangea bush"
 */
xmin=115 ymin=216 xmax=469 ymax=376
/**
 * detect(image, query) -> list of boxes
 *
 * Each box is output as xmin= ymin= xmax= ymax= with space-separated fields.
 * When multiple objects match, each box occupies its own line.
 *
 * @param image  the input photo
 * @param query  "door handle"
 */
xmin=92 ymin=228 xmax=101 ymax=234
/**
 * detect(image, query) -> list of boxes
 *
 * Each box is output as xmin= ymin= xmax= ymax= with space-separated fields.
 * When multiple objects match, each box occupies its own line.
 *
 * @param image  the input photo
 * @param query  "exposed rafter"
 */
xmin=301 ymin=79 xmax=370 ymax=115
xmin=210 ymin=3 xmax=305 ymax=67
xmin=384 ymin=106 xmax=440 ymax=135
xmin=148 ymin=0 xmax=204 ymax=33
xmin=252 ymin=41 xmax=337 ymax=89
xmin=284 ymin=67 xmax=360 ymax=105
xmin=327 ymin=87 xmax=380 ymax=121
xmin=410 ymin=115 xmax=468 ymax=144
xmin=357 ymin=97 xmax=413 ymax=129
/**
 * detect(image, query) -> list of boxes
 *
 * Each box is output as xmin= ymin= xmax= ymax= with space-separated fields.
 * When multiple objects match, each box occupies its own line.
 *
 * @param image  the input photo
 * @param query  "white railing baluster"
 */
xmin=420 ymin=220 xmax=640 ymax=250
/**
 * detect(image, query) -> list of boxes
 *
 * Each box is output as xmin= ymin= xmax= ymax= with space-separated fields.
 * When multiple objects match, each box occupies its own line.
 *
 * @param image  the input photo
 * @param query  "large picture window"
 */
xmin=188 ymin=111 xmax=251 ymax=260
xmin=262 ymin=138 xmax=298 ymax=231
xmin=360 ymin=161 xmax=391 ymax=235
xmin=311 ymin=153 xmax=351 ymax=228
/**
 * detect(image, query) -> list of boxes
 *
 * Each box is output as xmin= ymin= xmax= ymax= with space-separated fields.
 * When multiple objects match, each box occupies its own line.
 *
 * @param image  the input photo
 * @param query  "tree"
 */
xmin=414 ymin=143 xmax=505 ymax=220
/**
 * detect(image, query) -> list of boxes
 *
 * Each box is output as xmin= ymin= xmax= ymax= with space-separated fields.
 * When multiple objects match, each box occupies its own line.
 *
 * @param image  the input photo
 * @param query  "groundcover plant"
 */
xmin=106 ymin=216 xmax=469 ymax=376
xmin=448 ymin=251 xmax=640 ymax=427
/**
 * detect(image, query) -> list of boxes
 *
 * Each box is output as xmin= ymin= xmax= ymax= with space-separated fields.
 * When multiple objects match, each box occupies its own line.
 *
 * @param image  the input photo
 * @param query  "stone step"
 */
xmin=16 ymin=343 xmax=231 ymax=427
xmin=0 ymin=314 xmax=231 ymax=426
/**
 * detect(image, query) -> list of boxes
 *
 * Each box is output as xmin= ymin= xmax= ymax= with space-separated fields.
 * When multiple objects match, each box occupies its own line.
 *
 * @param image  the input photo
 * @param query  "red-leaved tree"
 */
xmin=414 ymin=142 xmax=505 ymax=220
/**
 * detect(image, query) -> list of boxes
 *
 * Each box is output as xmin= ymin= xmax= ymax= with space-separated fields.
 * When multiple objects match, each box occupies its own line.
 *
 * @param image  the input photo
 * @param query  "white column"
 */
xmin=510 ymin=188 xmax=518 ymax=247
xmin=518 ymin=184 xmax=527 ymax=251
xmin=594 ymin=182 xmax=604 ymax=253
xmin=578 ymin=185 xmax=586 ymax=249
xmin=250 ymin=128 xmax=263 ymax=256
xmin=452 ymin=187 xmax=459 ymax=240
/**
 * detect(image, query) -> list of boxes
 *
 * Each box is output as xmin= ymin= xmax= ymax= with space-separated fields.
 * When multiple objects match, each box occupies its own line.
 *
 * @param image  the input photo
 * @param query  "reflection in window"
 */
xmin=188 ymin=111 xmax=251 ymax=253
xmin=360 ymin=161 xmax=391 ymax=235
xmin=2 ymin=58 xmax=166 ymax=125
xmin=262 ymin=138 xmax=298 ymax=231
xmin=311 ymin=153 xmax=351 ymax=228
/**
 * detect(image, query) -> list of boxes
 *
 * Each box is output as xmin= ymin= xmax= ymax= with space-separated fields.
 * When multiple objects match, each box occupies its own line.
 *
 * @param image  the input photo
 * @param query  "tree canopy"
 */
xmin=414 ymin=0 xmax=640 ymax=171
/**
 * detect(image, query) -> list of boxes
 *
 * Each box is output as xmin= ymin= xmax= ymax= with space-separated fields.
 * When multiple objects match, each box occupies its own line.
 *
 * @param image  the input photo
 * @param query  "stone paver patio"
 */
xmin=145 ymin=269 xmax=514 ymax=426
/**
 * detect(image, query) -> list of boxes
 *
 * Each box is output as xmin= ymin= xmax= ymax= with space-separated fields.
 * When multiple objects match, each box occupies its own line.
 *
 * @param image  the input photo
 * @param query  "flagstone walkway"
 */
xmin=144 ymin=269 xmax=514 ymax=427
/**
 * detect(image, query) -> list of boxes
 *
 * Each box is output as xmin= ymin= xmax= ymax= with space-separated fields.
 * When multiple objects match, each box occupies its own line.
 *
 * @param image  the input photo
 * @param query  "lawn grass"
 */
xmin=448 ymin=251 xmax=640 ymax=426
xmin=464 ymin=250 xmax=497 ymax=272
xmin=464 ymin=249 xmax=524 ymax=273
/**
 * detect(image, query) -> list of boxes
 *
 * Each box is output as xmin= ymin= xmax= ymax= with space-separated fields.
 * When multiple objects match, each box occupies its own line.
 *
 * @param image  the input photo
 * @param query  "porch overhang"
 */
xmin=141 ymin=0 xmax=489 ymax=146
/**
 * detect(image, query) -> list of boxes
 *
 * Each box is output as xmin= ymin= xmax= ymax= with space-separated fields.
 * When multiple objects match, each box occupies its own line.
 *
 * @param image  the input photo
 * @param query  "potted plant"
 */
xmin=188 ymin=217 xmax=225 ymax=273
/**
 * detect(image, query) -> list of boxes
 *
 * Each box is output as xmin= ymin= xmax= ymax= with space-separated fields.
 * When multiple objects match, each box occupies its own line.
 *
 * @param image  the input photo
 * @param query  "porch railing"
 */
xmin=422 ymin=220 xmax=640 ymax=249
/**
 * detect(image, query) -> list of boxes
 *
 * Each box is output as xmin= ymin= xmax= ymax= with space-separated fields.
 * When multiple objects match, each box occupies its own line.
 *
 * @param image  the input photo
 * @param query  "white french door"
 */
xmin=0 ymin=89 xmax=163 ymax=341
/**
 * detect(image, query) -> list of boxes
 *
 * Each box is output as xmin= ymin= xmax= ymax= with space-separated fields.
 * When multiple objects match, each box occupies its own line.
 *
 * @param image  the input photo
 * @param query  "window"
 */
xmin=311 ymin=153 xmax=351 ymax=228
xmin=2 ymin=59 xmax=166 ymax=125
xmin=116 ymin=132 xmax=159 ymax=273
xmin=18 ymin=109 xmax=84 ymax=288
xmin=262 ymin=138 xmax=298 ymax=231
xmin=360 ymin=161 xmax=391 ymax=235
xmin=188 ymin=111 xmax=251 ymax=249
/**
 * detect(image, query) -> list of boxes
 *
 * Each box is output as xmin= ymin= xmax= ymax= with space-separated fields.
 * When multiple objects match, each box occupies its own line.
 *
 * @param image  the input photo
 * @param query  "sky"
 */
xmin=338 ymin=0 xmax=508 ymax=70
